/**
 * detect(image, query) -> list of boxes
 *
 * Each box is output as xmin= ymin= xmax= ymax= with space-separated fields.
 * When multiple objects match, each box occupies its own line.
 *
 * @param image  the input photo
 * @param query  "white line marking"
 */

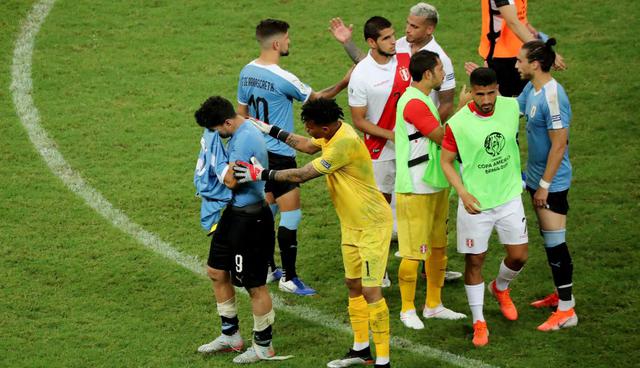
xmin=9 ymin=2 xmax=496 ymax=367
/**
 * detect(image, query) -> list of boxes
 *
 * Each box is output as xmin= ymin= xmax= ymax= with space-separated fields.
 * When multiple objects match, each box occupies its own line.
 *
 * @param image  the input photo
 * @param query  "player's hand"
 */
xmin=233 ymin=157 xmax=266 ymax=183
xmin=247 ymin=117 xmax=272 ymax=135
xmin=460 ymin=190 xmax=482 ymax=214
xmin=553 ymin=52 xmax=567 ymax=71
xmin=329 ymin=17 xmax=353 ymax=44
xmin=464 ymin=61 xmax=480 ymax=76
xmin=458 ymin=85 xmax=473 ymax=106
xmin=533 ymin=187 xmax=549 ymax=209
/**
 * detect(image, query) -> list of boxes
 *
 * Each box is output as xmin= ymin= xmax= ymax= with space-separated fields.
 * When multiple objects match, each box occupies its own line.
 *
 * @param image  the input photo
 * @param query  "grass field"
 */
xmin=1 ymin=0 xmax=639 ymax=367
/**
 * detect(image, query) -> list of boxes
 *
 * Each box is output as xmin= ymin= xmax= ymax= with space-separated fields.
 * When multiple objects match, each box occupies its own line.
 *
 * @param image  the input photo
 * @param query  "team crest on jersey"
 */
xmin=320 ymin=159 xmax=331 ymax=169
xmin=399 ymin=67 xmax=410 ymax=82
xmin=466 ymin=238 xmax=474 ymax=248
xmin=420 ymin=244 xmax=428 ymax=254
xmin=529 ymin=105 xmax=537 ymax=118
xmin=484 ymin=132 xmax=506 ymax=157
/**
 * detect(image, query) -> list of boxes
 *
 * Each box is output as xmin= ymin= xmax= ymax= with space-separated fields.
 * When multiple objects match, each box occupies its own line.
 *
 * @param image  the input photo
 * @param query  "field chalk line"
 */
xmin=10 ymin=1 xmax=496 ymax=367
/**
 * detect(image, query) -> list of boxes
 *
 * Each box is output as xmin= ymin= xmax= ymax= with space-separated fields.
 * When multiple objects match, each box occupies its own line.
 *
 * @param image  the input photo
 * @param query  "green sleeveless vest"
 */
xmin=395 ymin=86 xmax=452 ymax=193
xmin=446 ymin=96 xmax=522 ymax=210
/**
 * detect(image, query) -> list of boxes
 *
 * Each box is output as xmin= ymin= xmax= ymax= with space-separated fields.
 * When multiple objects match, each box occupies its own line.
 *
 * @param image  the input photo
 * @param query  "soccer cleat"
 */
xmin=472 ymin=320 xmax=489 ymax=347
xmin=423 ymin=304 xmax=467 ymax=320
xmin=279 ymin=277 xmax=316 ymax=296
xmin=394 ymin=250 xmax=402 ymax=258
xmin=197 ymin=332 xmax=244 ymax=354
xmin=232 ymin=343 xmax=276 ymax=364
xmin=488 ymin=280 xmax=518 ymax=321
xmin=266 ymin=267 xmax=283 ymax=284
xmin=537 ymin=308 xmax=578 ymax=331
xmin=444 ymin=270 xmax=463 ymax=282
xmin=400 ymin=309 xmax=425 ymax=329
xmin=530 ymin=292 xmax=559 ymax=308
xmin=326 ymin=347 xmax=374 ymax=367
xmin=382 ymin=271 xmax=391 ymax=288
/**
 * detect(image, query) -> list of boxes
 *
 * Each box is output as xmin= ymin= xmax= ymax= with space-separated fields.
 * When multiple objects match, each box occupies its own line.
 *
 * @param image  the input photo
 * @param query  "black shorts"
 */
xmin=487 ymin=57 xmax=528 ymax=97
xmin=264 ymin=152 xmax=299 ymax=199
xmin=208 ymin=202 xmax=275 ymax=288
xmin=526 ymin=186 xmax=570 ymax=215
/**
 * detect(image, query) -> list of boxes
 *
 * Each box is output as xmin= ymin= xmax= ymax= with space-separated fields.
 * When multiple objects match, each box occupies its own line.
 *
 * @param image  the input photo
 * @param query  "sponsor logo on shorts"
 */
xmin=420 ymin=244 xmax=428 ymax=254
xmin=320 ymin=159 xmax=331 ymax=169
xmin=466 ymin=238 xmax=474 ymax=248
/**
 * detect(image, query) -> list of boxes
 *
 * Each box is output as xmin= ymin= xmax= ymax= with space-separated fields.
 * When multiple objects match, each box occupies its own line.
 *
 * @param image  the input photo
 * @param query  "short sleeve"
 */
xmin=441 ymin=124 xmax=458 ymax=153
xmin=544 ymin=84 xmax=571 ymax=130
xmin=311 ymin=139 xmax=352 ymax=174
xmin=439 ymin=53 xmax=456 ymax=91
xmin=403 ymin=99 xmax=440 ymax=136
xmin=348 ymin=73 xmax=368 ymax=107
xmin=279 ymin=71 xmax=312 ymax=103
xmin=237 ymin=69 xmax=249 ymax=105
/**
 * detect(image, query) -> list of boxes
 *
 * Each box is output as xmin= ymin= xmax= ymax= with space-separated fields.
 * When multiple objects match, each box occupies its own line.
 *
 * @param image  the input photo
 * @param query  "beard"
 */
xmin=280 ymin=50 xmax=289 ymax=57
xmin=378 ymin=49 xmax=396 ymax=58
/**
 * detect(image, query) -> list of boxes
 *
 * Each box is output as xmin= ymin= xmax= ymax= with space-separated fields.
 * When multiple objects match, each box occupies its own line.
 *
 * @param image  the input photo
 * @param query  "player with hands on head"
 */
xmin=235 ymin=98 xmax=393 ymax=368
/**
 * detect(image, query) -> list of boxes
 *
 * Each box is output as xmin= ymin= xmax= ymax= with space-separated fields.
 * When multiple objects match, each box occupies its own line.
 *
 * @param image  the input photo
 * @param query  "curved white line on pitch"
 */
xmin=9 ymin=2 xmax=496 ymax=367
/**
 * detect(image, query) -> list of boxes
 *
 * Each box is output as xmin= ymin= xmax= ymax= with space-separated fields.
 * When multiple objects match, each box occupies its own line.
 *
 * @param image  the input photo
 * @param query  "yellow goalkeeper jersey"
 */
xmin=311 ymin=122 xmax=392 ymax=229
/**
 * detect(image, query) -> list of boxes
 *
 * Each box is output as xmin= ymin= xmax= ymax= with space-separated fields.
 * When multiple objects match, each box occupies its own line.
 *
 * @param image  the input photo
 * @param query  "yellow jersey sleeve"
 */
xmin=311 ymin=138 xmax=353 ymax=175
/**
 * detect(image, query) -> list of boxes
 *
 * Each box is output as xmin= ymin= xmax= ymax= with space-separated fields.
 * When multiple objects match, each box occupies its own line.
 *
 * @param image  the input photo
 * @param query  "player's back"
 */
xmin=237 ymin=61 xmax=311 ymax=157
xmin=311 ymin=123 xmax=392 ymax=229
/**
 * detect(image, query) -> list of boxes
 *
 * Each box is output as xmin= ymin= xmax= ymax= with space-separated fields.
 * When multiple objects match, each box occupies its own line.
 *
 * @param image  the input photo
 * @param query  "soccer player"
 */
xmin=330 ymin=4 xmax=463 ymax=282
xmin=441 ymin=68 xmax=529 ymax=347
xmin=238 ymin=19 xmax=350 ymax=296
xmin=395 ymin=50 xmax=466 ymax=330
xmin=468 ymin=0 xmax=566 ymax=97
xmin=194 ymin=96 xmax=290 ymax=364
xmin=234 ymin=98 xmax=392 ymax=368
xmin=516 ymin=39 xmax=578 ymax=331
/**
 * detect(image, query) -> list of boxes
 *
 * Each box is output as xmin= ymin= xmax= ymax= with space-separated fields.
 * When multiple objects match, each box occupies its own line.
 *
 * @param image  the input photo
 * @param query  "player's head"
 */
xmin=469 ymin=67 xmax=499 ymax=114
xmin=406 ymin=3 xmax=438 ymax=44
xmin=256 ymin=19 xmax=290 ymax=56
xmin=300 ymin=98 xmax=344 ymax=139
xmin=194 ymin=96 xmax=236 ymax=138
xmin=516 ymin=38 xmax=557 ymax=80
xmin=409 ymin=50 xmax=443 ymax=90
xmin=364 ymin=16 xmax=396 ymax=57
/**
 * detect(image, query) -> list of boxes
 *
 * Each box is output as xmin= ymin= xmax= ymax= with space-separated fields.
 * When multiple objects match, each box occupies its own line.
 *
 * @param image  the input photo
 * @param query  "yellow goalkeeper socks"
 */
xmin=348 ymin=295 xmax=369 ymax=347
xmin=426 ymin=253 xmax=447 ymax=308
xmin=368 ymin=298 xmax=390 ymax=361
xmin=398 ymin=258 xmax=419 ymax=312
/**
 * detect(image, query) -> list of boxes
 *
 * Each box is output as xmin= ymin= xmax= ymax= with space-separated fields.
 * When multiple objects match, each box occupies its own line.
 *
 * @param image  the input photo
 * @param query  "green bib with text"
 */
xmin=446 ymin=96 xmax=522 ymax=209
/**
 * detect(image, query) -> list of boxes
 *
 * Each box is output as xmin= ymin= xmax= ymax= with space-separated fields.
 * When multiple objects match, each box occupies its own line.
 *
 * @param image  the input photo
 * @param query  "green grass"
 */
xmin=1 ymin=0 xmax=639 ymax=367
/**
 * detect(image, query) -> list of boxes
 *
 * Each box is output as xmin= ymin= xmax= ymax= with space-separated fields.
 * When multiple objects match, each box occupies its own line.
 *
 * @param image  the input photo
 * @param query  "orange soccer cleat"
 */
xmin=489 ymin=280 xmax=518 ymax=320
xmin=537 ymin=308 xmax=578 ymax=331
xmin=530 ymin=292 xmax=559 ymax=308
xmin=472 ymin=320 xmax=489 ymax=347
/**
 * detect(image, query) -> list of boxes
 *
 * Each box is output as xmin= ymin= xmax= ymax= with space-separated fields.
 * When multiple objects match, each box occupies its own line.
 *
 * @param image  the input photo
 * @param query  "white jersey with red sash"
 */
xmin=348 ymin=51 xmax=411 ymax=161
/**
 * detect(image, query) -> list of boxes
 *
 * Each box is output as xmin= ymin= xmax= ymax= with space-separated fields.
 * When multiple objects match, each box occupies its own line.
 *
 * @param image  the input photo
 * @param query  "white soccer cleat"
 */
xmin=197 ymin=332 xmax=244 ymax=354
xmin=232 ymin=343 xmax=276 ymax=364
xmin=279 ymin=277 xmax=317 ymax=296
xmin=266 ymin=267 xmax=283 ymax=283
xmin=326 ymin=347 xmax=374 ymax=367
xmin=381 ymin=271 xmax=392 ymax=288
xmin=444 ymin=270 xmax=463 ymax=282
xmin=394 ymin=250 xmax=402 ymax=258
xmin=400 ymin=309 xmax=425 ymax=329
xmin=423 ymin=304 xmax=467 ymax=320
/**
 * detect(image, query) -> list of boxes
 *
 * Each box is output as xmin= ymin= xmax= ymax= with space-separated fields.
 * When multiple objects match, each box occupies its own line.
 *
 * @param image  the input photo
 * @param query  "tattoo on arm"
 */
xmin=274 ymin=163 xmax=322 ymax=183
xmin=343 ymin=40 xmax=365 ymax=63
xmin=284 ymin=133 xmax=320 ymax=154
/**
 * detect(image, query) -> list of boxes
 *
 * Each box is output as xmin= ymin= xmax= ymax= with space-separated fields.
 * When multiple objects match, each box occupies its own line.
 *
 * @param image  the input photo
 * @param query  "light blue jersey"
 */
xmin=237 ymin=61 xmax=312 ymax=157
xmin=517 ymin=79 xmax=572 ymax=192
xmin=227 ymin=120 xmax=269 ymax=207
xmin=194 ymin=129 xmax=232 ymax=231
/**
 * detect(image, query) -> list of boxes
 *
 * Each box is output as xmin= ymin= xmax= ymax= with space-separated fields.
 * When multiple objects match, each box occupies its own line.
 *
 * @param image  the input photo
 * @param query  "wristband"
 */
xmin=268 ymin=126 xmax=290 ymax=142
xmin=260 ymin=169 xmax=277 ymax=181
xmin=538 ymin=179 xmax=551 ymax=190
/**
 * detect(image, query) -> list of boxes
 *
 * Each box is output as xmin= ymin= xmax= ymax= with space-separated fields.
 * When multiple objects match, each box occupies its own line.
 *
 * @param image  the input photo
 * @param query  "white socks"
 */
xmin=465 ymin=283 xmax=485 ymax=323
xmin=495 ymin=260 xmax=521 ymax=291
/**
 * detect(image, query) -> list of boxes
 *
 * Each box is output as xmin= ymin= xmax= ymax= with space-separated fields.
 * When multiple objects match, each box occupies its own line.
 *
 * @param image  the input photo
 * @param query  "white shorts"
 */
xmin=372 ymin=160 xmax=395 ymax=194
xmin=457 ymin=196 xmax=528 ymax=254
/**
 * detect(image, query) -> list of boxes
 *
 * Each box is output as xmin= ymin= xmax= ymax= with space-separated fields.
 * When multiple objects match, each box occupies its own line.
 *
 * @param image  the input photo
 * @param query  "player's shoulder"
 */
xmin=395 ymin=36 xmax=410 ymax=53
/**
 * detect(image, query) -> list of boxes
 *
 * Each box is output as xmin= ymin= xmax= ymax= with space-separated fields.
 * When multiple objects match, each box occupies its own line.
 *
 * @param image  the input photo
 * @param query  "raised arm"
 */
xmin=309 ymin=65 xmax=354 ymax=100
xmin=329 ymin=17 xmax=366 ymax=63
xmin=248 ymin=117 xmax=321 ymax=155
